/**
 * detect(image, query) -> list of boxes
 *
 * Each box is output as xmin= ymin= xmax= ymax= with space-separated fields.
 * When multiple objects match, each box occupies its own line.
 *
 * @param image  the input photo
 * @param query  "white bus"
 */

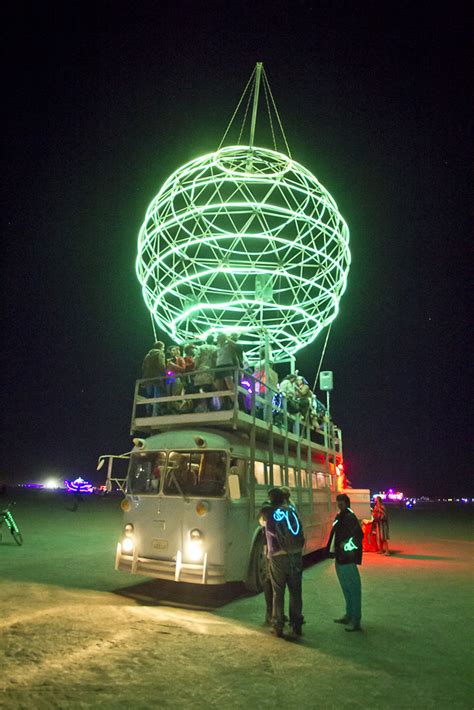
xmin=105 ymin=367 xmax=370 ymax=591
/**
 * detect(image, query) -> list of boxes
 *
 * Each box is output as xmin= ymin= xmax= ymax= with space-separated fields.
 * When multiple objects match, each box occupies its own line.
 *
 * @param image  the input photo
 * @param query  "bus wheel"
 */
xmin=245 ymin=534 xmax=267 ymax=594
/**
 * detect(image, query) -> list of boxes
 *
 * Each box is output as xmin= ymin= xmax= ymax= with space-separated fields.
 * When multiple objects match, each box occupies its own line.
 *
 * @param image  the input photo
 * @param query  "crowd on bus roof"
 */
xmin=141 ymin=335 xmax=328 ymax=430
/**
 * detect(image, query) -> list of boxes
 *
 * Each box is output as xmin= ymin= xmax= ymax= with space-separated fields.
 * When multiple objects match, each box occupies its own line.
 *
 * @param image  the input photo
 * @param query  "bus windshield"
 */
xmin=128 ymin=452 xmax=166 ymax=494
xmin=163 ymin=451 xmax=227 ymax=497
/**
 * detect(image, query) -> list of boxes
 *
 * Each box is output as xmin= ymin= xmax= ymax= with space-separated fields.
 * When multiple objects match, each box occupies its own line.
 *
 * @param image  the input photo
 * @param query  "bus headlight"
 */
xmin=188 ymin=529 xmax=203 ymax=561
xmin=124 ymin=523 xmax=134 ymax=537
xmin=122 ymin=537 xmax=134 ymax=554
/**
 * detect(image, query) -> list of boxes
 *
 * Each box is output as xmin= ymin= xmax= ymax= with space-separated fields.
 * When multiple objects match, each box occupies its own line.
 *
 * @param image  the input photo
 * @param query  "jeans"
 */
xmin=263 ymin=557 xmax=273 ymax=621
xmin=269 ymin=553 xmax=304 ymax=629
xmin=145 ymin=384 xmax=163 ymax=416
xmin=335 ymin=562 xmax=362 ymax=625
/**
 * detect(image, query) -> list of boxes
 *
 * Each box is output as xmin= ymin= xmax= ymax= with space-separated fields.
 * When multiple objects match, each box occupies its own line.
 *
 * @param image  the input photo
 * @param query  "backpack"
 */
xmin=272 ymin=504 xmax=305 ymax=553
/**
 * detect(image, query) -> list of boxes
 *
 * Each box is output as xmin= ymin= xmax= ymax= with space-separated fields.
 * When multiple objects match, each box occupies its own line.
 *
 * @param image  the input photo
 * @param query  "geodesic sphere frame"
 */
xmin=136 ymin=145 xmax=350 ymax=362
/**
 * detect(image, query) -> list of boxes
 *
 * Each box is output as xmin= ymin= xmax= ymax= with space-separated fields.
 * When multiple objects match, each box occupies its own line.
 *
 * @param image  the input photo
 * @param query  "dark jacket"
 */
xmin=327 ymin=507 xmax=363 ymax=565
xmin=142 ymin=348 xmax=166 ymax=379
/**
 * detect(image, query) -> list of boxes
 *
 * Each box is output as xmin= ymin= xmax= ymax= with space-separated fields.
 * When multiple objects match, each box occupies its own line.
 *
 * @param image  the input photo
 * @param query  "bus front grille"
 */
xmin=117 ymin=552 xmax=226 ymax=585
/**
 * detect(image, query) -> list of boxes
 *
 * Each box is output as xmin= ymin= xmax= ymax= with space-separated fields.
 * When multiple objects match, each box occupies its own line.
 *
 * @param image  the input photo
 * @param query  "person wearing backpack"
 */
xmin=259 ymin=486 xmax=298 ymax=626
xmin=260 ymin=487 xmax=305 ymax=638
xmin=327 ymin=493 xmax=364 ymax=632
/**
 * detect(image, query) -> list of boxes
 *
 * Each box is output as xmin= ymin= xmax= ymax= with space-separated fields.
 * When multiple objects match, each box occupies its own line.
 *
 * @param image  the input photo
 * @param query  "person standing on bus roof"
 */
xmin=229 ymin=332 xmax=245 ymax=369
xmin=260 ymin=487 xmax=305 ymax=638
xmin=166 ymin=346 xmax=186 ymax=412
xmin=327 ymin=493 xmax=364 ymax=632
xmin=215 ymin=334 xmax=238 ymax=409
xmin=142 ymin=341 xmax=166 ymax=415
xmin=194 ymin=336 xmax=217 ymax=412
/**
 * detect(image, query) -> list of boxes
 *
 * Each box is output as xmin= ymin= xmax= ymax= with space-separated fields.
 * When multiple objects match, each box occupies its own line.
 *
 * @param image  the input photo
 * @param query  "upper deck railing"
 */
xmin=130 ymin=366 xmax=342 ymax=458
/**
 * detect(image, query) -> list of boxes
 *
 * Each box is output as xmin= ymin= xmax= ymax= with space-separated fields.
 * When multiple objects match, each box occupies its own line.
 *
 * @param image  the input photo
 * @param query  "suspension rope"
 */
xmin=237 ymin=80 xmax=254 ymax=145
xmin=218 ymin=66 xmax=256 ymax=150
xmin=150 ymin=312 xmax=158 ymax=342
xmin=262 ymin=66 xmax=292 ymax=158
xmin=218 ymin=64 xmax=291 ymax=156
xmin=312 ymin=322 xmax=333 ymax=392
xmin=299 ymin=322 xmax=333 ymax=434
xmin=262 ymin=73 xmax=277 ymax=152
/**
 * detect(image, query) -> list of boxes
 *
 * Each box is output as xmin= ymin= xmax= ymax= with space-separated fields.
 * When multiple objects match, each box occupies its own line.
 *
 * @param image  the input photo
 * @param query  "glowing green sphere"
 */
xmin=137 ymin=145 xmax=350 ymax=361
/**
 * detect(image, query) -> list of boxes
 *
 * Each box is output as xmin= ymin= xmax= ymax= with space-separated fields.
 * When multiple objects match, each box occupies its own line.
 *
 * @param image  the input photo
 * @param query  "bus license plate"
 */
xmin=152 ymin=538 xmax=168 ymax=550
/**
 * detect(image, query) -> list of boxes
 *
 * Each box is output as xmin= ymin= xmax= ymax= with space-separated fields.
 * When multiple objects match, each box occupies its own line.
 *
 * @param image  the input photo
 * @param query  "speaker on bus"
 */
xmin=319 ymin=371 xmax=333 ymax=391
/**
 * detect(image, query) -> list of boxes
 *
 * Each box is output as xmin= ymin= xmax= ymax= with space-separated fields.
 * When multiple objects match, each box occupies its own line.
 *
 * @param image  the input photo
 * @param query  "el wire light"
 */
xmin=136 ymin=144 xmax=350 ymax=362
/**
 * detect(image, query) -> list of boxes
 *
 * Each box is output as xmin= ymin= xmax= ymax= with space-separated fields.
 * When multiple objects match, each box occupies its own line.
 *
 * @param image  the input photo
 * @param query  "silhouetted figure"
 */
xmin=373 ymin=496 xmax=390 ymax=555
xmin=142 ymin=341 xmax=166 ymax=415
xmin=260 ymin=487 xmax=305 ymax=638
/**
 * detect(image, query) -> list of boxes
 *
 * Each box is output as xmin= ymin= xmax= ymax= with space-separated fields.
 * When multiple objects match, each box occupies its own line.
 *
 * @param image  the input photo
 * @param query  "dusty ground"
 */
xmin=0 ymin=492 xmax=472 ymax=709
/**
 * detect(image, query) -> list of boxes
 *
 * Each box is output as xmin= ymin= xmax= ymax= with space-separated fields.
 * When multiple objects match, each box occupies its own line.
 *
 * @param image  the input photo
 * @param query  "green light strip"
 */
xmin=137 ymin=145 xmax=350 ymax=361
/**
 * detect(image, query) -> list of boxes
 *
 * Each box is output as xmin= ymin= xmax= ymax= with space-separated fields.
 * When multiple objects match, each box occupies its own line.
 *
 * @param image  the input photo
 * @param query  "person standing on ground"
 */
xmin=260 ymin=486 xmax=296 ymax=626
xmin=260 ymin=487 xmax=305 ymax=638
xmin=259 ymin=494 xmax=275 ymax=627
xmin=327 ymin=493 xmax=364 ymax=632
xmin=372 ymin=495 xmax=390 ymax=555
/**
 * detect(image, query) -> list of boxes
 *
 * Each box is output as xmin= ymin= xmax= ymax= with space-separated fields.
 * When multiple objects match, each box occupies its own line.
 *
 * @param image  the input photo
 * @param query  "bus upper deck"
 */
xmin=130 ymin=365 xmax=343 ymax=466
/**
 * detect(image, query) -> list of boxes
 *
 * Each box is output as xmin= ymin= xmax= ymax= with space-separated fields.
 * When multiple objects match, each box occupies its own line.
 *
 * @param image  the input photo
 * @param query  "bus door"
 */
xmin=226 ymin=458 xmax=251 ymax=580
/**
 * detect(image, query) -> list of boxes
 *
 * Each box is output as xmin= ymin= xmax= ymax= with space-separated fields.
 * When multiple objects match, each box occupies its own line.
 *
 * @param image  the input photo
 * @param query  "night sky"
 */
xmin=2 ymin=1 xmax=471 ymax=495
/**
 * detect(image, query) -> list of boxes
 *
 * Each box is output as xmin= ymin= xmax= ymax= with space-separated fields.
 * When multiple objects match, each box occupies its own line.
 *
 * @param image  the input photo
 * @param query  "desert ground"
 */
xmin=0 ymin=492 xmax=472 ymax=709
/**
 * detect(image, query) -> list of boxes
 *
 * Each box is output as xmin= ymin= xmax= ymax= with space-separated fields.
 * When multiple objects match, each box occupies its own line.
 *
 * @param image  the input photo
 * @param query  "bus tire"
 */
xmin=245 ymin=533 xmax=267 ymax=594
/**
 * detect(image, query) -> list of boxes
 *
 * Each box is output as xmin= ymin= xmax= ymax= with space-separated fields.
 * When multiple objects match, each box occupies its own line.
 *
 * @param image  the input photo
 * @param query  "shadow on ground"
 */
xmin=114 ymin=579 xmax=251 ymax=610
xmin=113 ymin=547 xmax=328 ymax=609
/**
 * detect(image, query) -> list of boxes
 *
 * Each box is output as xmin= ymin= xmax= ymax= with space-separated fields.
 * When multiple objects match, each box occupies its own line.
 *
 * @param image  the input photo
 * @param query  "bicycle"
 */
xmin=0 ymin=503 xmax=23 ymax=546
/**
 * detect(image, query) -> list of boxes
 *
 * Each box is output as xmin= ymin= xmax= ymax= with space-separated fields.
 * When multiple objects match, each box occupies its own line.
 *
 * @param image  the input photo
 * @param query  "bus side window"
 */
xmin=273 ymin=465 xmax=282 ymax=486
xmin=254 ymin=461 xmax=265 ymax=485
xmin=264 ymin=463 xmax=270 ymax=486
xmin=288 ymin=467 xmax=295 ymax=488
xmin=230 ymin=458 xmax=248 ymax=496
xmin=301 ymin=469 xmax=308 ymax=487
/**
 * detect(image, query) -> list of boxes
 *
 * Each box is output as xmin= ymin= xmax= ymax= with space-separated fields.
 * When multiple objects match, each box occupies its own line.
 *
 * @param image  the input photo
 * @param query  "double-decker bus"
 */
xmin=102 ymin=366 xmax=370 ymax=591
